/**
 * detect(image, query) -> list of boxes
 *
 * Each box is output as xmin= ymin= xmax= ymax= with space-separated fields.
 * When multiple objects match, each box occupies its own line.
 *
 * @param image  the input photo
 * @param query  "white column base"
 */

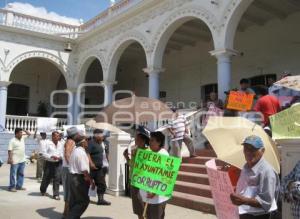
xmin=107 ymin=132 xmax=131 ymax=196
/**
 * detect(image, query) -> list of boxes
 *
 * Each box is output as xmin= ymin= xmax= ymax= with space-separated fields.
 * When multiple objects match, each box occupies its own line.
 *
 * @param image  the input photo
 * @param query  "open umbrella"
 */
xmin=86 ymin=119 xmax=126 ymax=134
xmin=274 ymin=75 xmax=300 ymax=92
xmin=94 ymin=95 xmax=174 ymax=125
xmin=203 ymin=116 xmax=280 ymax=173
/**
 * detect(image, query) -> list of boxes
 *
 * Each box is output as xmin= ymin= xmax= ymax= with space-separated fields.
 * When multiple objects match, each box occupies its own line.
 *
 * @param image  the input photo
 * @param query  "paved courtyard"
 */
xmin=0 ymin=164 xmax=217 ymax=219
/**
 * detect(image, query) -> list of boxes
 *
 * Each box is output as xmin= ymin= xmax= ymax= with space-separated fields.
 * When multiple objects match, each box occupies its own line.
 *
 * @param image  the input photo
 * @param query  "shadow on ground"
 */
xmin=36 ymin=207 xmax=62 ymax=219
xmin=36 ymin=207 xmax=113 ymax=219
xmin=0 ymin=186 xmax=8 ymax=191
xmin=25 ymin=176 xmax=37 ymax=180
xmin=28 ymin=192 xmax=53 ymax=199
xmin=82 ymin=217 xmax=113 ymax=219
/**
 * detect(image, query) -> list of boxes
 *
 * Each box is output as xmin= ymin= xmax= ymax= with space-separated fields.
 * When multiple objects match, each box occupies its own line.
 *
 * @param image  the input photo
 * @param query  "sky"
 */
xmin=0 ymin=0 xmax=115 ymax=24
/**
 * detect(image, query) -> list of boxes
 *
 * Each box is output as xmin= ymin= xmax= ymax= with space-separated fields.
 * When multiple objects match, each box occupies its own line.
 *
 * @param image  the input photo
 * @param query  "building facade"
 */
xmin=0 ymin=0 xmax=300 ymax=128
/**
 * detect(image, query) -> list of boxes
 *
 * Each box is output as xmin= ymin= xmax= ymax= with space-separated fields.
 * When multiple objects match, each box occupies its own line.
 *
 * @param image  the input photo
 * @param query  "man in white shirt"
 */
xmin=68 ymin=139 xmax=95 ymax=219
xmin=230 ymin=135 xmax=279 ymax=219
xmin=40 ymin=131 xmax=63 ymax=200
xmin=34 ymin=131 xmax=48 ymax=181
xmin=8 ymin=128 xmax=31 ymax=192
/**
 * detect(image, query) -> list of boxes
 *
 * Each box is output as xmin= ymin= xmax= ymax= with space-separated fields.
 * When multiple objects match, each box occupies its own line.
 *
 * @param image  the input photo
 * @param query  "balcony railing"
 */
xmin=0 ymin=0 xmax=144 ymax=38
xmin=5 ymin=115 xmax=68 ymax=133
xmin=80 ymin=0 xmax=143 ymax=33
xmin=0 ymin=9 xmax=79 ymax=39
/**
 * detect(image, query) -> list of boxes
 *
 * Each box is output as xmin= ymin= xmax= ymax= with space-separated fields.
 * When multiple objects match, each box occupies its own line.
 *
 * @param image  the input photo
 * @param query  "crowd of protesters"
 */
xmin=7 ymin=127 xmax=111 ymax=219
xmin=4 ymin=73 xmax=300 ymax=219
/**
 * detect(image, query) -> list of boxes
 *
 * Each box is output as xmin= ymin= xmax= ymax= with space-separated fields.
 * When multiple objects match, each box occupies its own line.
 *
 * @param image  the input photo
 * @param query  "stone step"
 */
xmin=174 ymin=181 xmax=212 ymax=198
xmin=179 ymin=163 xmax=207 ymax=174
xmin=170 ymin=191 xmax=215 ymax=214
xmin=182 ymin=156 xmax=213 ymax=165
xmin=195 ymin=149 xmax=216 ymax=157
xmin=177 ymin=171 xmax=209 ymax=185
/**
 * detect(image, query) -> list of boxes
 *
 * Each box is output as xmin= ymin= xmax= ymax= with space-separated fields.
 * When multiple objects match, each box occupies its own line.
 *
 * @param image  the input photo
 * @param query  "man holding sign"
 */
xmin=132 ymin=131 xmax=181 ymax=219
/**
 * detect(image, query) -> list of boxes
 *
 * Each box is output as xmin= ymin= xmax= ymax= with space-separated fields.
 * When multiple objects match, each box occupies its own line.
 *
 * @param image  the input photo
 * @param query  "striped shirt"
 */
xmin=170 ymin=115 xmax=187 ymax=141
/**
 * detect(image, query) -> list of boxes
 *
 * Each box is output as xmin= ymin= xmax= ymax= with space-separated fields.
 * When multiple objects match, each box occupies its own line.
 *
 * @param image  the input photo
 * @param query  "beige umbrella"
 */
xmin=94 ymin=95 xmax=174 ymax=125
xmin=86 ymin=119 xmax=126 ymax=134
xmin=274 ymin=75 xmax=300 ymax=91
xmin=203 ymin=116 xmax=280 ymax=173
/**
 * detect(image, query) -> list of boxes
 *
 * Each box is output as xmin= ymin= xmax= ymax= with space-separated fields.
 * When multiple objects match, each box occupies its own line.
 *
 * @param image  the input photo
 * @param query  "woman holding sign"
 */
xmin=124 ymin=126 xmax=150 ymax=219
xmin=140 ymin=131 xmax=170 ymax=219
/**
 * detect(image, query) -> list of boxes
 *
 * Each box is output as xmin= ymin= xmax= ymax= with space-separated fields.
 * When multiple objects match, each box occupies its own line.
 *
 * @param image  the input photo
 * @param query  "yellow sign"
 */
xmin=270 ymin=104 xmax=300 ymax=139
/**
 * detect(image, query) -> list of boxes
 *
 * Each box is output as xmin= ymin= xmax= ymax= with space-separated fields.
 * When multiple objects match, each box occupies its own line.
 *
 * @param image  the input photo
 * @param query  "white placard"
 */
xmin=88 ymin=186 xmax=97 ymax=197
xmin=37 ymin=118 xmax=58 ymax=133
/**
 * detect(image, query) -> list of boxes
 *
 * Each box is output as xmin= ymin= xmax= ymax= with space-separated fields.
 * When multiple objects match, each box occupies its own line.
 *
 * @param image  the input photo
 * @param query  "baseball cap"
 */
xmin=242 ymin=135 xmax=264 ymax=149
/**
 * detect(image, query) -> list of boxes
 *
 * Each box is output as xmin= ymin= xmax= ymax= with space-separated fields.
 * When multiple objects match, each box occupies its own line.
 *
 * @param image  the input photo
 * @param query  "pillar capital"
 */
xmin=209 ymin=49 xmax=239 ymax=59
xmin=100 ymin=80 xmax=117 ymax=86
xmin=143 ymin=67 xmax=165 ymax=75
xmin=0 ymin=81 xmax=12 ymax=87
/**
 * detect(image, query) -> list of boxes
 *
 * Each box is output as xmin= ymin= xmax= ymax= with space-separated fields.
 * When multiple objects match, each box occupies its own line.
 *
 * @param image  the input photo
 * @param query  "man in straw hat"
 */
xmin=230 ymin=135 xmax=279 ymax=219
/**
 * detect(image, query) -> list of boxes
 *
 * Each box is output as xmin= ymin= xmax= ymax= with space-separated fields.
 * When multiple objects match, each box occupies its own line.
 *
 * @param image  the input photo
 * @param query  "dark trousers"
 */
xmin=240 ymin=213 xmax=271 ymax=219
xmin=91 ymin=167 xmax=107 ymax=196
xmin=146 ymin=202 xmax=167 ymax=219
xmin=40 ymin=161 xmax=62 ymax=196
xmin=67 ymin=174 xmax=90 ymax=219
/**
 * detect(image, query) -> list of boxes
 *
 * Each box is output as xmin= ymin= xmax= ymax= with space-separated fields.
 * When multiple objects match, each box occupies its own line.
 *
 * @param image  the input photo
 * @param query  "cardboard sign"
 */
xmin=227 ymin=91 xmax=254 ymax=111
xmin=270 ymin=104 xmax=300 ymax=139
xmin=206 ymin=159 xmax=239 ymax=219
xmin=131 ymin=149 xmax=181 ymax=197
xmin=37 ymin=118 xmax=58 ymax=133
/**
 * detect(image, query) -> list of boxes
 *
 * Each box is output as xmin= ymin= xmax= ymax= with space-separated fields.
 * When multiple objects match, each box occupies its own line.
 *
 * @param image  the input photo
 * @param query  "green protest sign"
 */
xmin=131 ymin=149 xmax=181 ymax=197
xmin=270 ymin=104 xmax=300 ymax=139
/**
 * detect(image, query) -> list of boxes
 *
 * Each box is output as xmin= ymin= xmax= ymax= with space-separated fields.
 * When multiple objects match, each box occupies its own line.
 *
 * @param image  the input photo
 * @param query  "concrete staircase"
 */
xmin=169 ymin=149 xmax=216 ymax=214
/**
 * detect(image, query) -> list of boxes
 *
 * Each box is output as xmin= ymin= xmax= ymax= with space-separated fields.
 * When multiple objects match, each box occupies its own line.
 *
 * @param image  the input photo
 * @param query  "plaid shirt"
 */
xmin=281 ymin=161 xmax=300 ymax=219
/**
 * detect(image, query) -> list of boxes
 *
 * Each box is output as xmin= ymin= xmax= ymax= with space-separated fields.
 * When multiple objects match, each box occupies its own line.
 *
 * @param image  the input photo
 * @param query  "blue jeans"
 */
xmin=9 ymin=162 xmax=25 ymax=189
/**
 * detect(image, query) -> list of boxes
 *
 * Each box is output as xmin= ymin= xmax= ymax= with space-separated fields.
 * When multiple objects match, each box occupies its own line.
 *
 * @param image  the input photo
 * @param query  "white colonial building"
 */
xmin=1 ymin=0 xmax=300 ymax=129
xmin=1 ymin=0 xmax=300 ymax=214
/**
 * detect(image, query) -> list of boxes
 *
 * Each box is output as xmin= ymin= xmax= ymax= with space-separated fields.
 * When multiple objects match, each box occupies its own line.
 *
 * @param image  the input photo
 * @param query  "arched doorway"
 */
xmin=110 ymin=41 xmax=148 ymax=100
xmin=154 ymin=17 xmax=214 ymax=108
xmin=8 ymin=58 xmax=67 ymax=116
xmin=232 ymin=0 xmax=300 ymax=101
xmin=82 ymin=58 xmax=104 ymax=115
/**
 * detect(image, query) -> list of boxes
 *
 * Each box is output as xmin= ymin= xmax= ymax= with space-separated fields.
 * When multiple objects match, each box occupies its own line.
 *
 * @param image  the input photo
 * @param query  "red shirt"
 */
xmin=254 ymin=95 xmax=281 ymax=126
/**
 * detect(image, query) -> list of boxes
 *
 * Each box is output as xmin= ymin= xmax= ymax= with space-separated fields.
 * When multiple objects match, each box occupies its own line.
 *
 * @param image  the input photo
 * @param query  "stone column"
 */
xmin=210 ymin=49 xmax=238 ymax=101
xmin=107 ymin=131 xmax=131 ymax=196
xmin=100 ymin=81 xmax=117 ymax=107
xmin=0 ymin=81 xmax=11 ymax=131
xmin=143 ymin=68 xmax=164 ymax=99
xmin=67 ymin=89 xmax=81 ymax=125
